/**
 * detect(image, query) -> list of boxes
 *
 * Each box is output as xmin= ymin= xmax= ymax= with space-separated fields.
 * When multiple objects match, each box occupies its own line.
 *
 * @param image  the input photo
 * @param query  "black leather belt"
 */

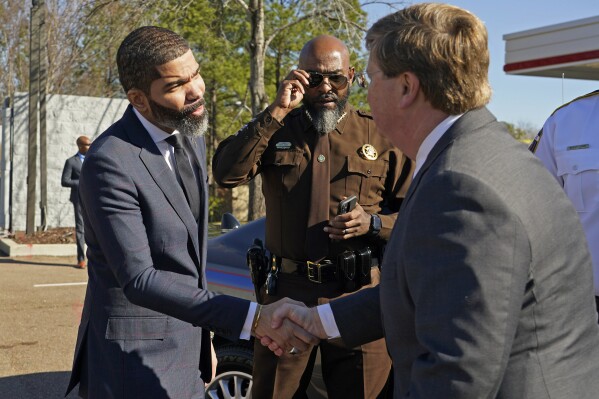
xmin=278 ymin=257 xmax=338 ymax=283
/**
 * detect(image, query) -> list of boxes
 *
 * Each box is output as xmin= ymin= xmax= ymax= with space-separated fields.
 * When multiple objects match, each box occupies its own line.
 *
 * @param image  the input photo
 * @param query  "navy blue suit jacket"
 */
xmin=61 ymin=154 xmax=82 ymax=203
xmin=66 ymin=106 xmax=250 ymax=398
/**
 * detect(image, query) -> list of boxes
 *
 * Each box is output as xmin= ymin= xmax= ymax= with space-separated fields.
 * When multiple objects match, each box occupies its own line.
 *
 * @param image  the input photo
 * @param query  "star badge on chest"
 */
xmin=359 ymin=144 xmax=378 ymax=160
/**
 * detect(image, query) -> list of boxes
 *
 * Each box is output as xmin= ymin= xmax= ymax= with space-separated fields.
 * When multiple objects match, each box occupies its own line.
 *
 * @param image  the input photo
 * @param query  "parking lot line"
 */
xmin=33 ymin=282 xmax=88 ymax=288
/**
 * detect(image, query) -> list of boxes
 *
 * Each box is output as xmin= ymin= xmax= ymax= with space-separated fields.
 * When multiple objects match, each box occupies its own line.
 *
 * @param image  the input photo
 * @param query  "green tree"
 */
xmin=503 ymin=121 xmax=538 ymax=144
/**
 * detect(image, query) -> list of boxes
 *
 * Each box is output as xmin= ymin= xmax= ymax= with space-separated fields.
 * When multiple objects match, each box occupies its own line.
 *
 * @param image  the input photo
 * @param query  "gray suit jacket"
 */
xmin=331 ymin=107 xmax=599 ymax=398
xmin=66 ymin=106 xmax=250 ymax=399
xmin=61 ymin=154 xmax=82 ymax=203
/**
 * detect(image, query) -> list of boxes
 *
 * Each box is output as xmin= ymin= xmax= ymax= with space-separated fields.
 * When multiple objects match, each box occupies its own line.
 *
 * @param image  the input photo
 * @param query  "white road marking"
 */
xmin=33 ymin=282 xmax=88 ymax=288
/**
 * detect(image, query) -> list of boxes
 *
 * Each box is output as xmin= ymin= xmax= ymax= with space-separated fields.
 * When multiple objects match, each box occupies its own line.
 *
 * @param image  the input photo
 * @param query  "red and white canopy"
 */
xmin=504 ymin=15 xmax=599 ymax=80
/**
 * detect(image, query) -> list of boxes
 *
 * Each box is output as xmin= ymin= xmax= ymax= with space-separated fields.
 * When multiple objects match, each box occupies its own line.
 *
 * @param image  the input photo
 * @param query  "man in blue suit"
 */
xmin=65 ymin=26 xmax=315 ymax=399
xmin=61 ymin=135 xmax=91 ymax=269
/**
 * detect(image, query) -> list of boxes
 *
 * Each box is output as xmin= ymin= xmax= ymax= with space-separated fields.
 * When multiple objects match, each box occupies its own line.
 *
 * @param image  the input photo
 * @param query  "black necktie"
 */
xmin=305 ymin=133 xmax=331 ymax=261
xmin=165 ymin=134 xmax=200 ymax=221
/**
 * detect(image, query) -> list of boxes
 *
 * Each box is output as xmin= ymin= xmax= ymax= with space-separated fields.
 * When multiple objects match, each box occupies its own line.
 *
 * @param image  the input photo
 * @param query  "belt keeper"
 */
xmin=251 ymin=304 xmax=263 ymax=335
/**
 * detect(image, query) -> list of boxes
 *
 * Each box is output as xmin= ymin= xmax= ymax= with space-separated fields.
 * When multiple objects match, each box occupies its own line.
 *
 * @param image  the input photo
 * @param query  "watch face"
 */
xmin=370 ymin=214 xmax=381 ymax=235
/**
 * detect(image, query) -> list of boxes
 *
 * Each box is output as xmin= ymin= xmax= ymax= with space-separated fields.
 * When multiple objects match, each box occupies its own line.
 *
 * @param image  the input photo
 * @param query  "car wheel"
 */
xmin=215 ymin=342 xmax=254 ymax=375
xmin=205 ymin=371 xmax=252 ymax=399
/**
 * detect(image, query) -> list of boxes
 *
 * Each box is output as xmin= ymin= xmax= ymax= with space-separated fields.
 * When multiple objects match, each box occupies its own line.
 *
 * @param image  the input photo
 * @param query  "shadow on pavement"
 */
xmin=0 ymin=371 xmax=79 ymax=398
xmin=0 ymin=257 xmax=78 ymax=268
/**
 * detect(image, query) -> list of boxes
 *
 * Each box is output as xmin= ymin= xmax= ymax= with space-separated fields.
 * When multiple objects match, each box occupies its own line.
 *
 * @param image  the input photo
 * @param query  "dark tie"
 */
xmin=305 ymin=133 xmax=331 ymax=261
xmin=165 ymin=134 xmax=200 ymax=221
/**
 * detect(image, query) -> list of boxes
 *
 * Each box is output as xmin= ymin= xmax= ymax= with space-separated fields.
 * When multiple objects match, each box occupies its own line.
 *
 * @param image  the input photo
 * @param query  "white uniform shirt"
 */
xmin=534 ymin=92 xmax=599 ymax=295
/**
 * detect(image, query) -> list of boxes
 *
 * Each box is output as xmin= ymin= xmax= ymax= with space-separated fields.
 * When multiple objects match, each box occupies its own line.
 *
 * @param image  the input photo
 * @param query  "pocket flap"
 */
xmin=105 ymin=317 xmax=168 ymax=340
xmin=347 ymin=155 xmax=386 ymax=177
xmin=263 ymin=149 xmax=301 ymax=167
xmin=556 ymin=149 xmax=599 ymax=176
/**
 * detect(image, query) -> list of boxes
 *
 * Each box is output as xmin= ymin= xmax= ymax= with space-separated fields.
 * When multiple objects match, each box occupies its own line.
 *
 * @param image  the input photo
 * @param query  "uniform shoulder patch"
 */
xmin=550 ymin=90 xmax=599 ymax=117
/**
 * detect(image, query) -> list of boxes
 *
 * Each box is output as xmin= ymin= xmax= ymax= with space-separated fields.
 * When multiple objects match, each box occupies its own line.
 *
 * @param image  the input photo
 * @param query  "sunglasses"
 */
xmin=307 ymin=72 xmax=350 ymax=89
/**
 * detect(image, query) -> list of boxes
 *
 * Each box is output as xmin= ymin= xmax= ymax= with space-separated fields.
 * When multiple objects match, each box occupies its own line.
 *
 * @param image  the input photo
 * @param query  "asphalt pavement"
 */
xmin=0 ymin=255 xmax=86 ymax=399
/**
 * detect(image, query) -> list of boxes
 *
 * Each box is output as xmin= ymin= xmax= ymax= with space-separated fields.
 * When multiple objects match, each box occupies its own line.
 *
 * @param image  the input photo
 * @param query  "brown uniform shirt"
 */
xmin=213 ymin=104 xmax=412 ymax=261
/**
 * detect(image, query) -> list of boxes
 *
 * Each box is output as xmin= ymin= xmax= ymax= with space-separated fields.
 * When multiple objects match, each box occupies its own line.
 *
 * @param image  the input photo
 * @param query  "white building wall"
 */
xmin=2 ymin=93 xmax=128 ymax=232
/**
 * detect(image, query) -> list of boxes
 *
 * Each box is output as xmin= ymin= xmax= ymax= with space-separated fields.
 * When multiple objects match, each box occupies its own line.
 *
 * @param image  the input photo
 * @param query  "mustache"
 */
xmin=316 ymin=93 xmax=338 ymax=102
xmin=182 ymin=98 xmax=205 ymax=115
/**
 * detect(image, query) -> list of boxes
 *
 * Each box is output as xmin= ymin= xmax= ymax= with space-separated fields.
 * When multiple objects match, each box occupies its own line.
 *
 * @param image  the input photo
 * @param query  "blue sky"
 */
xmin=365 ymin=1 xmax=599 ymax=130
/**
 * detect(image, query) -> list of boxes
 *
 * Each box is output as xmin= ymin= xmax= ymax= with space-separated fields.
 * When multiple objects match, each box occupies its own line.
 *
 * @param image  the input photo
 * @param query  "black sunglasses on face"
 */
xmin=307 ymin=72 xmax=349 ymax=89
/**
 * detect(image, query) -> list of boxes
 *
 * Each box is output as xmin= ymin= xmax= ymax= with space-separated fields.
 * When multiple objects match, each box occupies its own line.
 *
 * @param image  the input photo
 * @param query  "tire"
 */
xmin=215 ymin=342 xmax=254 ymax=375
xmin=205 ymin=371 xmax=252 ymax=399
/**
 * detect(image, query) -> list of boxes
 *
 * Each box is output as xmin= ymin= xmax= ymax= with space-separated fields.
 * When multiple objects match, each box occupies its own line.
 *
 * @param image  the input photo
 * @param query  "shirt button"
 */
xmin=367 ymin=169 xmax=372 ymax=174
xmin=573 ymin=165 xmax=578 ymax=171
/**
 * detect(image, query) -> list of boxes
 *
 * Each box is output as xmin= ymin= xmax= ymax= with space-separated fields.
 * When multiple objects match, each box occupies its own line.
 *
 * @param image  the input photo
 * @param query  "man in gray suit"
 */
xmin=61 ymin=135 xmax=91 ymax=269
xmin=65 ymin=26 xmax=315 ymax=399
xmin=267 ymin=4 xmax=599 ymax=398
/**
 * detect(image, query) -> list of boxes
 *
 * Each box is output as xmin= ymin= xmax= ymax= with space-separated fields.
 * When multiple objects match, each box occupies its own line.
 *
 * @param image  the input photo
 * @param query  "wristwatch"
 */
xmin=367 ymin=214 xmax=381 ymax=236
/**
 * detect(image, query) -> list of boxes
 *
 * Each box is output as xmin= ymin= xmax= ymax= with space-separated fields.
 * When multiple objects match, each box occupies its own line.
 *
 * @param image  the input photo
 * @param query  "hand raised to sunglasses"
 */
xmin=267 ymin=69 xmax=311 ymax=122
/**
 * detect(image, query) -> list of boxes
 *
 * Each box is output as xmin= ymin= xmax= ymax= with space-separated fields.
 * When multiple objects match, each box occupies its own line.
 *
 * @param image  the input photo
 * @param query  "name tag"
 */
xmin=276 ymin=142 xmax=292 ymax=150
xmin=567 ymin=144 xmax=589 ymax=151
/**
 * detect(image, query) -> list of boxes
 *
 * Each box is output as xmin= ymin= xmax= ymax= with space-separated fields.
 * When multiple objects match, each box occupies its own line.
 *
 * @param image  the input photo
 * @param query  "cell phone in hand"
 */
xmin=337 ymin=195 xmax=357 ymax=215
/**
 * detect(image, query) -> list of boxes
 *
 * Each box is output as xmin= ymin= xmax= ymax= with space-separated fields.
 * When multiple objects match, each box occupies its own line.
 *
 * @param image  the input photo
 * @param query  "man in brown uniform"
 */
xmin=212 ymin=35 xmax=412 ymax=398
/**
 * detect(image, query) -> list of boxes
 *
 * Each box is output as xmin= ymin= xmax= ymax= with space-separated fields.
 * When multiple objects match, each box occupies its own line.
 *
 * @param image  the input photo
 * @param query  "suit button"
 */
xmin=265 ymin=115 xmax=272 ymax=124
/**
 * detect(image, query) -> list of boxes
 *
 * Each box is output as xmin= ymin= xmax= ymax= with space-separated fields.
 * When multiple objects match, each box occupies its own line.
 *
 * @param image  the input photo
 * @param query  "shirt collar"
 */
xmin=413 ymin=114 xmax=462 ymax=177
xmin=133 ymin=108 xmax=180 ymax=144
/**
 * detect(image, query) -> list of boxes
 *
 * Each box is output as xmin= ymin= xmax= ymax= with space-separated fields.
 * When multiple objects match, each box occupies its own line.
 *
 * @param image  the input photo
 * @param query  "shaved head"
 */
xmin=298 ymin=35 xmax=350 ymax=72
xmin=298 ymin=35 xmax=354 ymax=135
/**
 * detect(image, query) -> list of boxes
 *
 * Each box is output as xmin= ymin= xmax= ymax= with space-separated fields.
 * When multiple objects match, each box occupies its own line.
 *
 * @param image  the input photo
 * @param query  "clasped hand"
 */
xmin=253 ymin=298 xmax=328 ymax=356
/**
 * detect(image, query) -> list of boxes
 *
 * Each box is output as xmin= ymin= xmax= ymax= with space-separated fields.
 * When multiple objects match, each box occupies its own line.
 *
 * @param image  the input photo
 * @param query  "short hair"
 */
xmin=366 ymin=3 xmax=491 ymax=115
xmin=117 ymin=26 xmax=190 ymax=94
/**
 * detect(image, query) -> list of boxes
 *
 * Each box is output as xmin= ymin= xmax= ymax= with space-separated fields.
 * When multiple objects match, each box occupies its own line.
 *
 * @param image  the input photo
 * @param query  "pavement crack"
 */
xmin=0 ymin=341 xmax=38 ymax=349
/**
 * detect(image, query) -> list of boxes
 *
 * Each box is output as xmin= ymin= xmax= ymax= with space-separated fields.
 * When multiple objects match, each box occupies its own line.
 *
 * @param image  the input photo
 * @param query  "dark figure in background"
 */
xmin=213 ymin=35 xmax=412 ymax=399
xmin=61 ymin=135 xmax=91 ymax=269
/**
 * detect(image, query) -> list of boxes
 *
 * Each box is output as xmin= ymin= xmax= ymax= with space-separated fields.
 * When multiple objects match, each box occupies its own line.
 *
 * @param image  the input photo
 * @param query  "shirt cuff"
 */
xmin=240 ymin=302 xmax=257 ymax=340
xmin=317 ymin=304 xmax=341 ymax=339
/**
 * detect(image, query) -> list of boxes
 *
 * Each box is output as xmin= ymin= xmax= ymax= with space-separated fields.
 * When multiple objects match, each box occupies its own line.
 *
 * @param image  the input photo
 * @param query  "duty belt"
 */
xmin=278 ymin=257 xmax=338 ymax=283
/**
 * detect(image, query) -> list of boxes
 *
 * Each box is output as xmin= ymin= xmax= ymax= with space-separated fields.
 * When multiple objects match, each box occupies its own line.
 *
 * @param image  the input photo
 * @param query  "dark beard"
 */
xmin=304 ymin=87 xmax=350 ymax=135
xmin=148 ymin=98 xmax=208 ymax=137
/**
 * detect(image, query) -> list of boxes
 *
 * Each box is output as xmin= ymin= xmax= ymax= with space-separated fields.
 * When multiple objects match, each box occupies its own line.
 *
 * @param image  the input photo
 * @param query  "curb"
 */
xmin=0 ymin=238 xmax=77 ymax=257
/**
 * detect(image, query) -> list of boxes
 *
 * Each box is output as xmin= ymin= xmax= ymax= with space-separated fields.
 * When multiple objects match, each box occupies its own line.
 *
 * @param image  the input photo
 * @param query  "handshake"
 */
xmin=251 ymin=298 xmax=329 ymax=356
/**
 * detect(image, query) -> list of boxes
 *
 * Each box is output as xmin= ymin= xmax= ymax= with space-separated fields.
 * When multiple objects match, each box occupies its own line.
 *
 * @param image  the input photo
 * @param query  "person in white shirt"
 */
xmin=531 ymin=90 xmax=599 ymax=316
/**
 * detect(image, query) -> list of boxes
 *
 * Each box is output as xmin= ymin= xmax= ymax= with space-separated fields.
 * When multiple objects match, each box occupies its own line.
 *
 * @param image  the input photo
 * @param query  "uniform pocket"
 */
xmin=556 ymin=149 xmax=599 ymax=212
xmin=105 ymin=317 xmax=168 ymax=340
xmin=346 ymin=156 xmax=389 ymax=205
xmin=262 ymin=149 xmax=303 ymax=196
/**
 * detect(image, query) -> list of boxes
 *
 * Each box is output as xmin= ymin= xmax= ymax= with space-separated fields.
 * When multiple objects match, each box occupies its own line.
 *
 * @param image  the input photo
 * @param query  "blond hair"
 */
xmin=366 ymin=3 xmax=491 ymax=114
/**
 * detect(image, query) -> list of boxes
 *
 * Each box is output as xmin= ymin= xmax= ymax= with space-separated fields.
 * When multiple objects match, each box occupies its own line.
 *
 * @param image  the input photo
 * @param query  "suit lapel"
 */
xmin=402 ymin=107 xmax=497 ymax=207
xmin=121 ymin=106 xmax=202 ymax=269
